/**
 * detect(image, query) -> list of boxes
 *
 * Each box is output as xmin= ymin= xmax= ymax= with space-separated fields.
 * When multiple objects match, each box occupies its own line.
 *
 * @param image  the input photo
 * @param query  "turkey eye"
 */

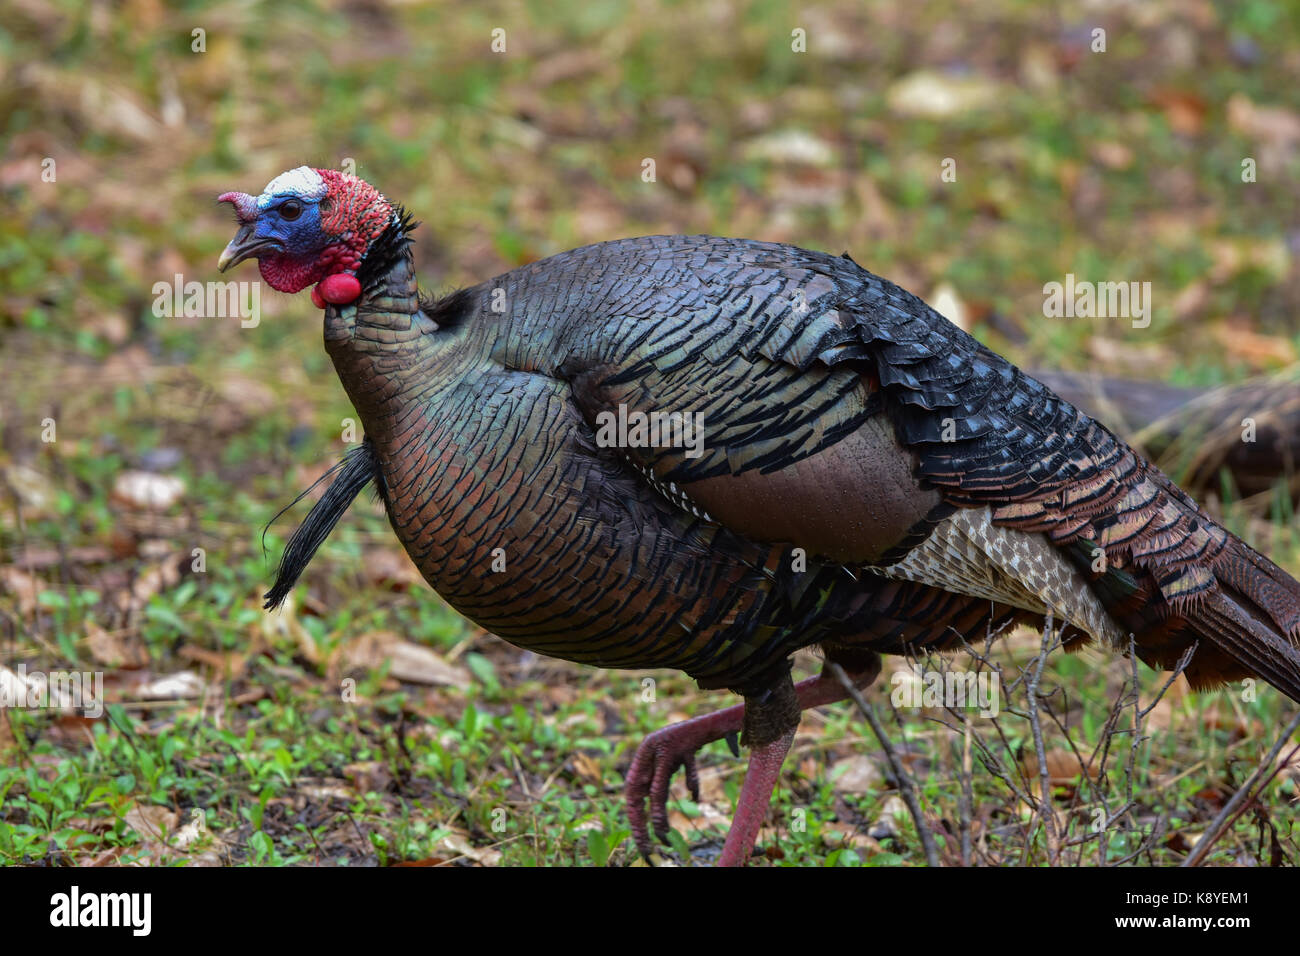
xmin=279 ymin=199 xmax=303 ymax=221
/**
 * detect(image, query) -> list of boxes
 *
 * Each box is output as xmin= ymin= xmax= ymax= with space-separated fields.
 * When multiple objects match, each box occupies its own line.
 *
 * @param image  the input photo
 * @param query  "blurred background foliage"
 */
xmin=0 ymin=0 xmax=1298 ymax=866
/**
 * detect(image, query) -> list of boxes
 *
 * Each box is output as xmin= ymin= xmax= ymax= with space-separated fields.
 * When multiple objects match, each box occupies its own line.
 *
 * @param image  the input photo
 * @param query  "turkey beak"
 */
xmin=218 ymin=223 xmax=269 ymax=272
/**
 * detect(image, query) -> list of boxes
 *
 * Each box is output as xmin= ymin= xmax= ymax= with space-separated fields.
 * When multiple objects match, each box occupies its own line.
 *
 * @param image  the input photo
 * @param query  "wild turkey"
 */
xmin=218 ymin=167 xmax=1300 ymax=866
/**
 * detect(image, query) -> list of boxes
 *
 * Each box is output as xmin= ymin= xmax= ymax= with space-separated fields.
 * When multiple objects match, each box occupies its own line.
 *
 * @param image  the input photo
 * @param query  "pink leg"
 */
xmin=625 ymin=657 xmax=879 ymax=864
xmin=716 ymin=726 xmax=796 ymax=866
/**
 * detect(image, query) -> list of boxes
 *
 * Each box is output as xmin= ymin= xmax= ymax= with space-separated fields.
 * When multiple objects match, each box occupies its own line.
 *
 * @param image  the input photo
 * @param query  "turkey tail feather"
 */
xmin=1188 ymin=540 xmax=1300 ymax=701
xmin=1211 ymin=538 xmax=1300 ymax=638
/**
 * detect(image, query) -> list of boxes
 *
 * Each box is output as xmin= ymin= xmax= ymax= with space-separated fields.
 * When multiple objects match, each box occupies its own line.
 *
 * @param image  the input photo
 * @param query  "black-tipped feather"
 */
xmin=264 ymin=439 xmax=379 ymax=610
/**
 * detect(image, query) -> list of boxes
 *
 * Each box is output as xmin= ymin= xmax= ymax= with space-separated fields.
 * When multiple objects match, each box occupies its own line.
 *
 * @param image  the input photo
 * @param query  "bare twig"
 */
xmin=1025 ymin=613 xmax=1062 ymax=865
xmin=1182 ymin=707 xmax=1300 ymax=867
xmin=828 ymin=661 xmax=941 ymax=867
xmin=959 ymin=713 xmax=973 ymax=867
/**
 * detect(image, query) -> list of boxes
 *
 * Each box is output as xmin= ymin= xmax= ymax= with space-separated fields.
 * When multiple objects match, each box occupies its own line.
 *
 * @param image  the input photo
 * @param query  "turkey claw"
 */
xmin=625 ymin=727 xmax=706 ymax=859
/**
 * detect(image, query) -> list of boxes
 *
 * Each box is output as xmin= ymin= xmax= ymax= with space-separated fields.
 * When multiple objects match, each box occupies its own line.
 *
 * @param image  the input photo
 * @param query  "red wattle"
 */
xmin=310 ymin=285 xmax=326 ymax=309
xmin=319 ymin=273 xmax=362 ymax=305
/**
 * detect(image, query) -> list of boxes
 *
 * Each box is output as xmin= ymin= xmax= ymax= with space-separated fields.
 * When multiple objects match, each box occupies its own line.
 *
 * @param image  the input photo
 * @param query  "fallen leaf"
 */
xmin=887 ymin=70 xmax=1003 ymax=118
xmin=339 ymin=631 xmax=471 ymax=689
xmin=343 ymin=761 xmax=392 ymax=794
xmin=928 ymin=282 xmax=969 ymax=332
xmin=1090 ymin=141 xmax=1134 ymax=170
xmin=742 ymin=129 xmax=836 ymax=167
xmin=85 ymin=621 xmax=148 ymax=668
xmin=668 ymin=801 xmax=732 ymax=836
xmin=170 ymin=808 xmax=208 ymax=850
xmin=261 ymin=595 xmax=320 ymax=663
xmin=133 ymin=670 xmax=205 ymax=700
xmin=433 ymin=830 xmax=502 ymax=866
xmin=298 ymin=782 xmax=355 ymax=802
xmin=829 ymin=755 xmax=883 ymax=794
xmin=1212 ymin=322 xmax=1296 ymax=367
xmin=821 ymin=824 xmax=882 ymax=854
xmin=3 ymin=464 xmax=56 ymax=517
xmin=869 ymin=795 xmax=909 ymax=839
xmin=121 ymin=804 xmax=222 ymax=865
xmin=1227 ymin=93 xmax=1300 ymax=146
xmin=112 ymin=471 xmax=185 ymax=511
xmin=0 ymin=567 xmax=42 ymax=618
xmin=114 ymin=557 xmax=183 ymax=615
xmin=571 ymin=752 xmax=604 ymax=784
xmin=124 ymin=804 xmax=178 ymax=844
xmin=1147 ymin=88 xmax=1207 ymax=135
xmin=1020 ymin=747 xmax=1096 ymax=785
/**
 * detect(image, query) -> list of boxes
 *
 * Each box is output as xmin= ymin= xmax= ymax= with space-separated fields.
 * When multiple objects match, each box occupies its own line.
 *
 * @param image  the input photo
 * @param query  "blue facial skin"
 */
xmin=253 ymin=196 xmax=328 ymax=256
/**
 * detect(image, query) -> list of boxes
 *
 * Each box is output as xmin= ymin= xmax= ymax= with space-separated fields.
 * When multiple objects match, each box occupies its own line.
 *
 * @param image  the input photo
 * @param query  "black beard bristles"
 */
xmin=355 ymin=206 xmax=419 ymax=291
xmin=263 ymin=439 xmax=380 ymax=610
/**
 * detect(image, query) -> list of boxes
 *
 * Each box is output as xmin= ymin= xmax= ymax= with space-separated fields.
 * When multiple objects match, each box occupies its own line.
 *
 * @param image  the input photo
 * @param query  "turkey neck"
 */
xmin=321 ymin=219 xmax=472 ymax=430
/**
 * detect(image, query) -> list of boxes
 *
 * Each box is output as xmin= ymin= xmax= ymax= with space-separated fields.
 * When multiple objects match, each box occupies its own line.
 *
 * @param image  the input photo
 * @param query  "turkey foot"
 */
xmin=624 ymin=653 xmax=881 ymax=864
xmin=625 ymin=702 xmax=745 ymax=858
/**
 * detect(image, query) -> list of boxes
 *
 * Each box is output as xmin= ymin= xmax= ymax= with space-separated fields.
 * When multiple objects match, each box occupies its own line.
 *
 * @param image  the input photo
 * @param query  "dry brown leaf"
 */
xmin=887 ymin=70 xmax=1002 ymax=118
xmin=928 ymin=282 xmax=969 ymax=332
xmin=1020 ymin=747 xmax=1096 ymax=785
xmin=84 ymin=846 xmax=129 ymax=866
xmin=530 ymin=48 xmax=607 ymax=87
xmin=261 ymin=596 xmax=320 ymax=663
xmin=217 ymin=373 xmax=277 ymax=413
xmin=433 ymin=829 xmax=502 ymax=866
xmin=571 ymin=752 xmax=604 ymax=784
xmin=1090 ymin=141 xmax=1134 ymax=170
xmin=3 ymin=463 xmax=56 ymax=517
xmin=695 ymin=767 xmax=731 ymax=805
xmin=821 ymin=824 xmax=882 ymax=854
xmin=123 ymin=804 xmax=178 ymax=843
xmin=1147 ymin=88 xmax=1207 ymax=135
xmin=114 ymin=558 xmax=183 ymax=615
xmin=338 ymin=631 xmax=471 ymax=689
xmin=1087 ymin=337 xmax=1173 ymax=372
xmin=133 ymin=670 xmax=205 ymax=700
xmin=742 ymin=129 xmax=836 ymax=167
xmin=1227 ymin=94 xmax=1300 ymax=147
xmin=1171 ymin=280 xmax=1209 ymax=320
xmin=1207 ymin=237 xmax=1291 ymax=284
xmin=111 ymin=471 xmax=185 ymax=511
xmin=85 ymin=621 xmax=148 ymax=668
xmin=298 ymin=782 xmax=355 ymax=802
xmin=4 ymin=545 xmax=113 ymax=568
xmin=870 ymin=795 xmax=909 ymax=839
xmin=343 ymin=761 xmax=392 ymax=794
xmin=1212 ymin=322 xmax=1297 ymax=367
xmin=177 ymin=643 xmax=251 ymax=680
xmin=121 ymin=804 xmax=222 ymax=865
xmin=667 ymin=801 xmax=731 ymax=837
xmin=0 ymin=567 xmax=42 ymax=618
xmin=829 ymin=755 xmax=883 ymax=794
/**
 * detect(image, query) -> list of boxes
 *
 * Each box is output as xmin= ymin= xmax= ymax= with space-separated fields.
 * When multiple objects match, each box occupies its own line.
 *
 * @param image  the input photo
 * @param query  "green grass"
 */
xmin=2 ymin=0 xmax=1298 ymax=865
